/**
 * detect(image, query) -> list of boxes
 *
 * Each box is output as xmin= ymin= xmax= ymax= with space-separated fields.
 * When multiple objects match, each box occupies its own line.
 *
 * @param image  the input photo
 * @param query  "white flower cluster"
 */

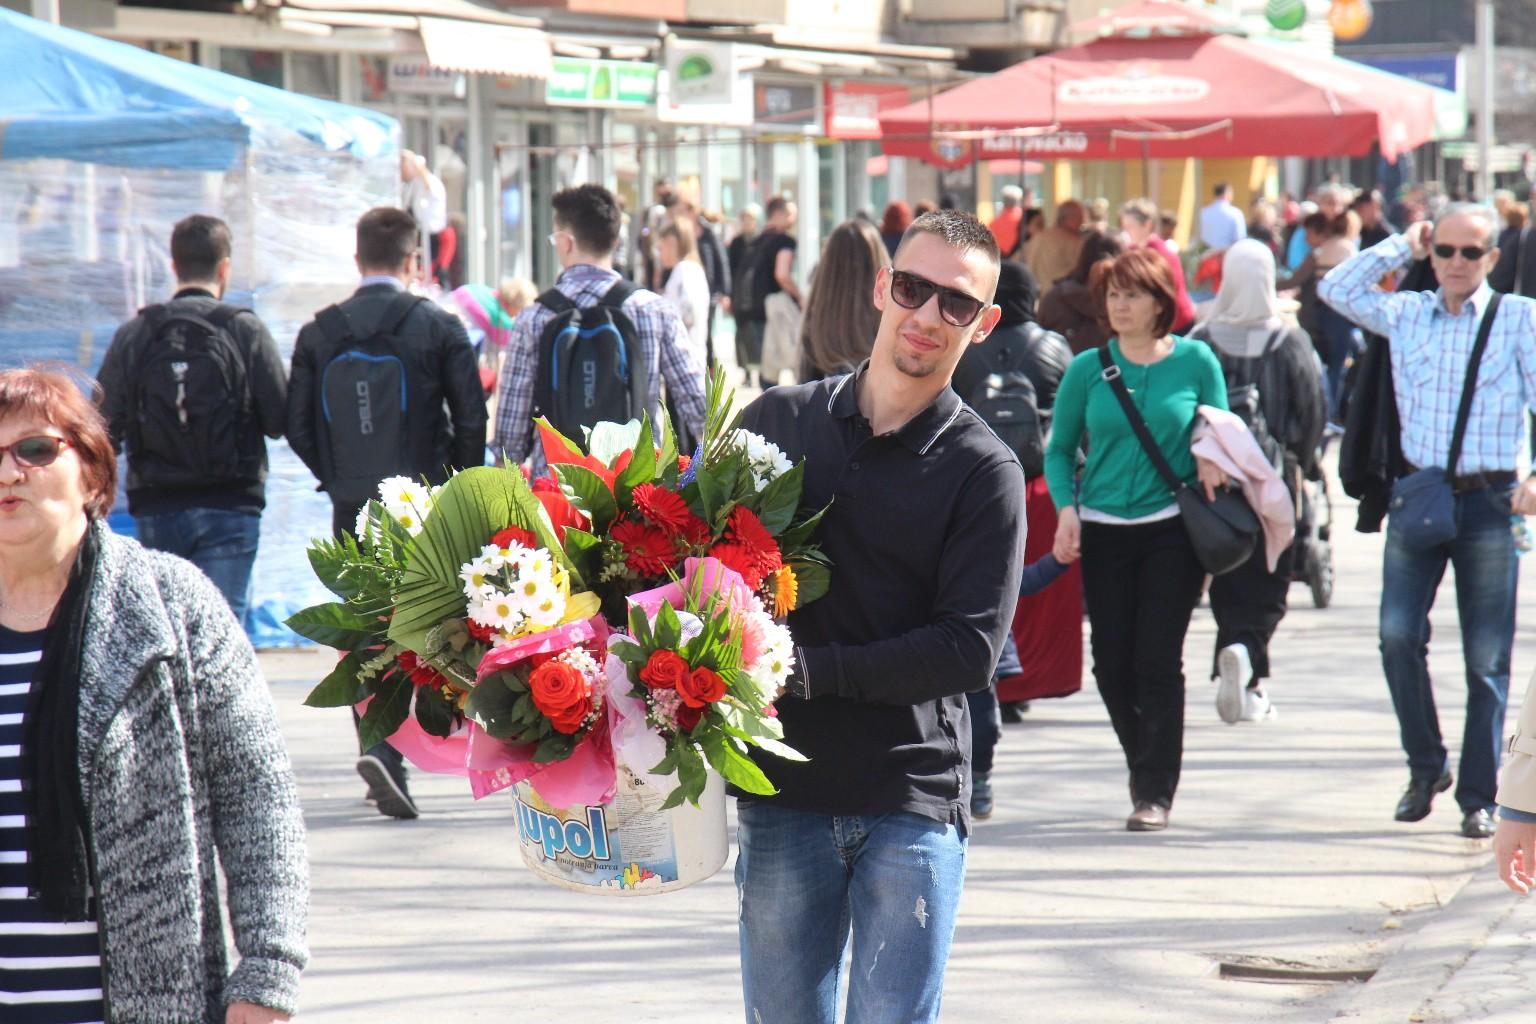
xmin=731 ymin=429 xmax=793 ymax=492
xmin=460 ymin=539 xmax=567 ymax=640
xmin=743 ymin=609 xmax=796 ymax=704
xmin=356 ymin=476 xmax=438 ymax=540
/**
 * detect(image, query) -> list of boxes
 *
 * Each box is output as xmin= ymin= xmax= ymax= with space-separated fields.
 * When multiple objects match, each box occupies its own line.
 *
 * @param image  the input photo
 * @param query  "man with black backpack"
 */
xmin=288 ymin=205 xmax=486 ymax=820
xmin=97 ymin=213 xmax=288 ymax=627
xmin=493 ymin=184 xmax=706 ymax=472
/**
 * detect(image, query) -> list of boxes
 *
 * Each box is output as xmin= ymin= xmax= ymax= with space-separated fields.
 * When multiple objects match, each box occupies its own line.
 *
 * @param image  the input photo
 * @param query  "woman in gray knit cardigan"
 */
xmin=0 ymin=367 xmax=307 ymax=1024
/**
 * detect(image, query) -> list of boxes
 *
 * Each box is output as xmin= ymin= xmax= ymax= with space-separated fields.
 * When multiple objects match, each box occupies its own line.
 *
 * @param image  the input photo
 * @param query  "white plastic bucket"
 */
xmin=511 ymin=763 xmax=727 ymax=895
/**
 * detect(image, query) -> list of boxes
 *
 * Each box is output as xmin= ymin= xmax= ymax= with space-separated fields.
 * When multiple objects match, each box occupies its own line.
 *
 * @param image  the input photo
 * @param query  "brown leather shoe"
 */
xmin=1126 ymin=802 xmax=1169 ymax=832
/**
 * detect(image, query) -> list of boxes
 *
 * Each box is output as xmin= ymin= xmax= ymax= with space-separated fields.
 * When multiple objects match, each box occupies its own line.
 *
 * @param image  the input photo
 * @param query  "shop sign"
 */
xmin=1058 ymin=73 xmax=1210 ymax=106
xmin=754 ymin=81 xmax=820 ymax=133
xmin=824 ymin=82 xmax=908 ymax=140
xmin=1357 ymin=53 xmax=1460 ymax=93
xmin=388 ymin=58 xmax=464 ymax=98
xmin=658 ymin=42 xmax=751 ymax=125
xmin=545 ymin=57 xmax=657 ymax=108
xmin=978 ymin=131 xmax=1090 ymax=158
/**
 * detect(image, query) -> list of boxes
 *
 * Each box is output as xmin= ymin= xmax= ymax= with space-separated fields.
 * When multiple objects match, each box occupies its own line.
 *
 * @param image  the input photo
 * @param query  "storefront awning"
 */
xmin=417 ymin=16 xmax=552 ymax=79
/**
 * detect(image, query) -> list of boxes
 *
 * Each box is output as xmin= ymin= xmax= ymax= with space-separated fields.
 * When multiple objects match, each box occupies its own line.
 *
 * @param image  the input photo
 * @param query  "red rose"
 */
xmin=675 ymin=702 xmax=704 ymax=731
xmin=611 ymin=517 xmax=677 ymax=576
xmin=639 ymin=649 xmax=690 ymax=692
xmin=528 ymin=660 xmax=592 ymax=735
xmin=677 ymin=665 xmax=726 ymax=709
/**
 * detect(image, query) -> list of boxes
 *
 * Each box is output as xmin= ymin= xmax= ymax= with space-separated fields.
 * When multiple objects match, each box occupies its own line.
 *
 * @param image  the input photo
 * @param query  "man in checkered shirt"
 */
xmin=493 ymin=183 xmax=706 ymax=472
xmin=1321 ymin=204 xmax=1536 ymax=841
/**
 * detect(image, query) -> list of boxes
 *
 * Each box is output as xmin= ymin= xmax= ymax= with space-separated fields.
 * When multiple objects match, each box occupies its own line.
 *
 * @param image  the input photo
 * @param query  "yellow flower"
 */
xmin=771 ymin=565 xmax=798 ymax=617
xmin=562 ymin=591 xmax=602 ymax=624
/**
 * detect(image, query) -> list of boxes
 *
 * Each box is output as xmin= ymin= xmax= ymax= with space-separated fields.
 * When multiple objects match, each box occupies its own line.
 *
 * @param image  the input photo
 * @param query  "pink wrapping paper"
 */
xmin=627 ymin=557 xmax=758 ymax=624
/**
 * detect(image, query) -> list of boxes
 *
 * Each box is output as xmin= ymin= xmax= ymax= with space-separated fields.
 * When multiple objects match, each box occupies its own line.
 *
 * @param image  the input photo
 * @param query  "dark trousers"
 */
xmin=966 ymin=684 xmax=1000 ymax=776
xmin=1209 ymin=538 xmax=1294 ymax=681
xmin=1081 ymin=517 xmax=1205 ymax=809
xmin=736 ymin=317 xmax=765 ymax=371
xmin=1379 ymin=483 xmax=1518 ymax=812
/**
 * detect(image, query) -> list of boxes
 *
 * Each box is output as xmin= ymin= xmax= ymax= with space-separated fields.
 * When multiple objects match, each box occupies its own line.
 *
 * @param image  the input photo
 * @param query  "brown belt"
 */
xmin=1405 ymin=465 xmax=1517 ymax=494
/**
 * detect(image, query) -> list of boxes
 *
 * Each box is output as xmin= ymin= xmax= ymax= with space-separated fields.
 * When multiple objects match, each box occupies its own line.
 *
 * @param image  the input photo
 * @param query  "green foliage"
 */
xmin=778 ymin=503 xmax=830 ymax=552
xmin=286 ymin=602 xmax=381 ymax=650
xmin=357 ymin=674 xmax=412 ymax=751
xmin=614 ymin=415 xmax=656 ymax=505
xmin=749 ymin=463 xmax=804 ymax=534
xmin=463 ymin=670 xmax=523 ymax=739
xmin=554 ymin=465 xmax=617 ymax=534
xmin=388 ymin=466 xmax=578 ymax=653
xmin=559 ymin=527 xmax=603 ymax=590
xmin=414 ymin=685 xmax=459 ymax=738
xmin=303 ymin=651 xmax=368 ymax=708
xmin=789 ymin=558 xmax=832 ymax=605
xmin=700 ymin=728 xmax=775 ymax=795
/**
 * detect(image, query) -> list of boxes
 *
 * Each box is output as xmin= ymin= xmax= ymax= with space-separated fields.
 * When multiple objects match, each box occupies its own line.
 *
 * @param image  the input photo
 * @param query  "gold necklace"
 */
xmin=0 ymin=593 xmax=58 ymax=623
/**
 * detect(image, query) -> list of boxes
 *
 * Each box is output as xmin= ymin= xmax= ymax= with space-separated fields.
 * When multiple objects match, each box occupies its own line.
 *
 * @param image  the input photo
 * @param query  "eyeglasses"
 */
xmin=888 ymin=270 xmax=987 ymax=327
xmin=1433 ymin=244 xmax=1489 ymax=262
xmin=0 ymin=435 xmax=70 ymax=469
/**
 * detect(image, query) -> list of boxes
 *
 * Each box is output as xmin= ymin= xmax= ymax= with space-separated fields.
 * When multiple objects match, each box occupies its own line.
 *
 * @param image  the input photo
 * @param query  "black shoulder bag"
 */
xmin=1387 ymin=292 xmax=1504 ymax=552
xmin=1096 ymin=346 xmax=1260 ymax=575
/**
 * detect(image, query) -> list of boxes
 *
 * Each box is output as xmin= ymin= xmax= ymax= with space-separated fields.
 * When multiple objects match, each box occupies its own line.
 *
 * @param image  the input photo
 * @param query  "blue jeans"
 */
xmin=1380 ymin=483 xmax=1519 ymax=813
xmin=136 ymin=508 xmax=260 ymax=626
xmin=735 ymin=802 xmax=967 ymax=1024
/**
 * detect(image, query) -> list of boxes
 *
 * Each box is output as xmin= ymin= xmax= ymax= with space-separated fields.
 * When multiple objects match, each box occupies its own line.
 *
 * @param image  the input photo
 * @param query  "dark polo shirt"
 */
xmin=737 ymin=363 xmax=1027 ymax=832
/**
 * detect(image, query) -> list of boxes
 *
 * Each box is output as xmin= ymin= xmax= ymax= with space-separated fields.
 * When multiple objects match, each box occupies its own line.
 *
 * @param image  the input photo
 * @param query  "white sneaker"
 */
xmin=1240 ymin=687 xmax=1277 ymax=722
xmin=1216 ymin=643 xmax=1251 ymax=724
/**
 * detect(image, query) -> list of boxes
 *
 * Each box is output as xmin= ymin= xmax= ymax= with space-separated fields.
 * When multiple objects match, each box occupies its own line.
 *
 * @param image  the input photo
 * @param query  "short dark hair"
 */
xmin=895 ymin=210 xmax=1001 ymax=299
xmin=170 ymin=214 xmax=231 ymax=282
xmin=1213 ymin=182 xmax=1231 ymax=198
xmin=552 ymin=184 xmax=621 ymax=255
xmin=1301 ymin=211 xmax=1330 ymax=235
xmin=1067 ymin=230 xmax=1124 ymax=286
xmin=1090 ymin=248 xmax=1179 ymax=337
xmin=765 ymin=196 xmax=792 ymax=220
xmin=356 ymin=207 xmax=418 ymax=270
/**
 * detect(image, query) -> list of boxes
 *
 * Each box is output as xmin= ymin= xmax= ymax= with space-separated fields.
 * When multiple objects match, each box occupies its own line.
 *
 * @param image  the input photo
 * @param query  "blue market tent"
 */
xmin=0 ymin=6 xmax=394 ymax=169
xmin=0 ymin=7 xmax=400 ymax=647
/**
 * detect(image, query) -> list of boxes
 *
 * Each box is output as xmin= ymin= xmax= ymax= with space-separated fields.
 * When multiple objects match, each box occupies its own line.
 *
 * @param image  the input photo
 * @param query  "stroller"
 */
xmin=1290 ymin=463 xmax=1334 ymax=608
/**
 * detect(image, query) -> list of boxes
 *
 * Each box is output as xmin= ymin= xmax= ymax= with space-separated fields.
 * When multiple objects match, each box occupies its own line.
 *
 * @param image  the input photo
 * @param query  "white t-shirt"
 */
xmin=663 ymin=259 xmax=711 ymax=370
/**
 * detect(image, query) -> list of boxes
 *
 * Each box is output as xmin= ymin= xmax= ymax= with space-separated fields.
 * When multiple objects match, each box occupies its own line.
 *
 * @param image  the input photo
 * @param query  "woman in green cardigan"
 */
xmin=1045 ymin=248 xmax=1230 ymax=832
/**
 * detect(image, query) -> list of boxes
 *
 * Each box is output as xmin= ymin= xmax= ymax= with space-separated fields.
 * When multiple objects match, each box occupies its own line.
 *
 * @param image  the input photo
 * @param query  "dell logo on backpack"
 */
xmin=313 ymin=293 xmax=420 ymax=505
xmin=533 ymin=281 xmax=648 ymax=437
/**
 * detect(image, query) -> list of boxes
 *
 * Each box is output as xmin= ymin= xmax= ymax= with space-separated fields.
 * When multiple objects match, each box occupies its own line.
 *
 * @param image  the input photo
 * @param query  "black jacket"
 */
xmin=97 ymin=288 xmax=288 ymax=515
xmin=951 ymin=321 xmax=1072 ymax=415
xmin=1340 ymin=332 xmax=1405 ymax=532
xmin=287 ymin=283 xmax=486 ymax=502
xmin=697 ymin=223 xmax=731 ymax=299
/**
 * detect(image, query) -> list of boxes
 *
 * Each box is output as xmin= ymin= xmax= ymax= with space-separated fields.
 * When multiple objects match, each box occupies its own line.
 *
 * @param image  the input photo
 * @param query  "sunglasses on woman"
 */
xmin=0 ymin=435 xmax=71 ymax=469
xmin=888 ymin=270 xmax=988 ymax=327
xmin=1432 ymin=244 xmax=1489 ymax=262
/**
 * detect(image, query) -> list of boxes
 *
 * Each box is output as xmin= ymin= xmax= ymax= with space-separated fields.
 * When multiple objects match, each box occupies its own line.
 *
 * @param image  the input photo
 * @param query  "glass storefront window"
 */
xmin=818 ymin=142 xmax=837 ymax=234
xmin=289 ymin=52 xmax=339 ymax=100
xmin=716 ymin=129 xmax=744 ymax=219
xmin=219 ymin=48 xmax=282 ymax=89
xmin=771 ymin=141 xmax=799 ymax=202
xmin=675 ymin=126 xmax=703 ymax=207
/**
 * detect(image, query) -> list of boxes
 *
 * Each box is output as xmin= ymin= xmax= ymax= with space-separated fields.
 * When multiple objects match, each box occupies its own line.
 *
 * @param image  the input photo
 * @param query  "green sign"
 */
xmin=546 ymin=57 xmax=657 ymax=108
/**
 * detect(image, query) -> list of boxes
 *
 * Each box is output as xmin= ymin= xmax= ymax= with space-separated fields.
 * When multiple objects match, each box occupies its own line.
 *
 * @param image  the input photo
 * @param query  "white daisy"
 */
xmin=516 ymin=547 xmax=553 ymax=580
xmin=470 ymin=589 xmax=523 ymax=633
xmin=525 ymin=590 xmax=567 ymax=629
xmin=459 ymin=555 xmax=498 ymax=594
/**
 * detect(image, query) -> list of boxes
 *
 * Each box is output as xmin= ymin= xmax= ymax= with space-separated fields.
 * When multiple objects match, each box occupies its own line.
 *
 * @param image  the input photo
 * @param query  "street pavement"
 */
xmin=260 ymin=468 xmax=1536 ymax=1022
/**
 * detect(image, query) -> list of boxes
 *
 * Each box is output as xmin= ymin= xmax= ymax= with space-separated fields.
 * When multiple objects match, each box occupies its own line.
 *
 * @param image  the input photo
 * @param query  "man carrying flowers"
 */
xmin=731 ymin=210 xmax=1027 ymax=1023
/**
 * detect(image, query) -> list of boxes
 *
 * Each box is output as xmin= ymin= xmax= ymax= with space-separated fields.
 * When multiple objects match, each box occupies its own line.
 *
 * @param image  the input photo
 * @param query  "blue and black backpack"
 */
xmin=532 ymin=281 xmax=648 ymax=438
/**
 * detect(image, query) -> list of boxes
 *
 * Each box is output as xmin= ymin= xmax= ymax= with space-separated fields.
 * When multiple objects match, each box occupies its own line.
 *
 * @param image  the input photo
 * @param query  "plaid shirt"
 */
xmin=1320 ymin=234 xmax=1536 ymax=473
xmin=492 ymin=263 xmax=707 ymax=471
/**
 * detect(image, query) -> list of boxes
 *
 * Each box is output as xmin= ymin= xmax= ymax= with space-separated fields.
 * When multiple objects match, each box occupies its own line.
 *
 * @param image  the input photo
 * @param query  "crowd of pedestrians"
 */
xmin=7 ymin=157 xmax=1536 ymax=1023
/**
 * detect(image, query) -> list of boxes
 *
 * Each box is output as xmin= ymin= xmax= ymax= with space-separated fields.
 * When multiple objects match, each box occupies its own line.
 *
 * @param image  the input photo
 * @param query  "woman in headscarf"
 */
xmin=951 ymin=261 xmax=1083 ymax=811
xmin=1188 ymin=239 xmax=1326 ymax=725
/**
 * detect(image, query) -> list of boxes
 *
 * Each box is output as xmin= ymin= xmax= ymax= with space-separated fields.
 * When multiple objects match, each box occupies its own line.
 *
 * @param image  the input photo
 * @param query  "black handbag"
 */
xmin=1096 ymin=346 xmax=1260 ymax=575
xmin=1387 ymin=293 xmax=1503 ymax=552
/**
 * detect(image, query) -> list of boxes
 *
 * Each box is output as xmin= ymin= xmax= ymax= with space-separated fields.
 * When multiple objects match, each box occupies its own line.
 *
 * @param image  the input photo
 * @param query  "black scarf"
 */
xmin=21 ymin=524 xmax=101 ymax=920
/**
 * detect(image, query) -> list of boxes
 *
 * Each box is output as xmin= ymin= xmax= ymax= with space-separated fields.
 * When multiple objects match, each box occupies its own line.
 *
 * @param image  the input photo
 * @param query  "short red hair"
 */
xmin=1090 ymin=248 xmax=1179 ymax=338
xmin=0 ymin=366 xmax=116 ymax=519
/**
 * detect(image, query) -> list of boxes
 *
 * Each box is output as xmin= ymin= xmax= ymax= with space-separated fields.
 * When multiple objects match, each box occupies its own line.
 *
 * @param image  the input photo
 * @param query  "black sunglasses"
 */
xmin=1432 ymin=244 xmax=1489 ymax=262
xmin=0 ymin=435 xmax=70 ymax=469
xmin=889 ymin=270 xmax=987 ymax=327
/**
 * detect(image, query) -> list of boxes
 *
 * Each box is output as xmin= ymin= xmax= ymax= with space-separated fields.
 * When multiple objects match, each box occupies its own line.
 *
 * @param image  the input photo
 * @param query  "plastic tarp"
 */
xmin=0 ymin=7 xmax=394 ymax=170
xmin=0 ymin=8 xmax=400 ymax=647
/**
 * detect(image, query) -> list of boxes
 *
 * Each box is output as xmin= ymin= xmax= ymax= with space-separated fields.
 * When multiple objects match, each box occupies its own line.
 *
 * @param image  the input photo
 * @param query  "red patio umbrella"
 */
xmin=878 ymin=32 xmax=1439 ymax=169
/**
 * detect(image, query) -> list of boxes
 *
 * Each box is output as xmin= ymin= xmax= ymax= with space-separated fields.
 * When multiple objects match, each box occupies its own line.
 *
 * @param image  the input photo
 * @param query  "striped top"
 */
xmin=0 ymin=625 xmax=104 ymax=1024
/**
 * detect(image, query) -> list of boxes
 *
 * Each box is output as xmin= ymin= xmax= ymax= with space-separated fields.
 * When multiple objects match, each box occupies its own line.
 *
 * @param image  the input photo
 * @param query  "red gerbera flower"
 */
xmin=631 ymin=483 xmax=696 ymax=536
xmin=612 ymin=517 xmax=677 ymax=576
xmin=709 ymin=540 xmax=766 ymax=589
xmin=397 ymin=650 xmax=449 ymax=689
xmin=727 ymin=506 xmax=783 ymax=581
